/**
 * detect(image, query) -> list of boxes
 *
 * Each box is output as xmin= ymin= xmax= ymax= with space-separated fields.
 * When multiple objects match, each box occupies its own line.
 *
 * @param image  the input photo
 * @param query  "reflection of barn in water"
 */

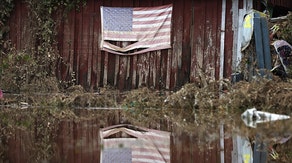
xmin=4 ymin=109 xmax=292 ymax=162
xmin=5 ymin=109 xmax=233 ymax=163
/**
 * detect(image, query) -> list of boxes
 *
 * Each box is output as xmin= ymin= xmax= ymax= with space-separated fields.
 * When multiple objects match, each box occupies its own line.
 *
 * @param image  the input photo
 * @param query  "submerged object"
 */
xmin=241 ymin=107 xmax=290 ymax=128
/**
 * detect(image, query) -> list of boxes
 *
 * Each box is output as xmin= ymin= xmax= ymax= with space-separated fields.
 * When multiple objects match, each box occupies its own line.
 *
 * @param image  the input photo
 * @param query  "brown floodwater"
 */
xmin=0 ymin=106 xmax=291 ymax=163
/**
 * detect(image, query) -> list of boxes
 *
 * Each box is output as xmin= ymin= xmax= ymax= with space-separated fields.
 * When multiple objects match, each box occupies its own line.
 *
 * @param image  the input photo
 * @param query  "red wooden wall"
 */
xmin=9 ymin=0 xmax=240 ymax=91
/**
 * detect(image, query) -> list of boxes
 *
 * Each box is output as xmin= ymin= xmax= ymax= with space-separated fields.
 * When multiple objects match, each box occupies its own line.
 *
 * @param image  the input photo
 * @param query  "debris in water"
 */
xmin=241 ymin=107 xmax=290 ymax=128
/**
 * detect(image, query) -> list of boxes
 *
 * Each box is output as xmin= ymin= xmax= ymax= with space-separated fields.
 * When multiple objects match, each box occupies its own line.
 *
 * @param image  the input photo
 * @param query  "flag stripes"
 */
xmin=100 ymin=125 xmax=171 ymax=163
xmin=100 ymin=4 xmax=172 ymax=55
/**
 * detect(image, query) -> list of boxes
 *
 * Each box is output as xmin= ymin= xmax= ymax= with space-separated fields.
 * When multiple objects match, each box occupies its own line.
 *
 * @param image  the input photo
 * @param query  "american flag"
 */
xmin=100 ymin=4 xmax=172 ymax=55
xmin=100 ymin=124 xmax=171 ymax=163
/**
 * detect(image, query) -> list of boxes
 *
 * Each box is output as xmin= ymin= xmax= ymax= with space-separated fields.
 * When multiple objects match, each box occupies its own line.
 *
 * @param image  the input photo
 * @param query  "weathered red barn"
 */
xmin=8 ymin=0 xmax=292 ymax=91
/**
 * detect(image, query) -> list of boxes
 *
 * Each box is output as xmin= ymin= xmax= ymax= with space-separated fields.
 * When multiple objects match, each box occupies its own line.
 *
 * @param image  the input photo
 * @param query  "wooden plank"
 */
xmin=204 ymin=0 xmax=218 ymax=79
xmin=191 ymin=0 xmax=206 ymax=82
xmin=59 ymin=10 xmax=70 ymax=81
xmin=139 ymin=52 xmax=151 ymax=86
xmin=103 ymin=52 xmax=109 ymax=87
xmin=149 ymin=52 xmax=156 ymax=87
xmin=170 ymin=1 xmax=183 ymax=89
xmin=74 ymin=7 xmax=83 ymax=85
xmin=224 ymin=0 xmax=236 ymax=78
xmin=190 ymin=0 xmax=197 ymax=83
xmin=125 ymin=54 xmax=131 ymax=90
xmin=160 ymin=49 xmax=168 ymax=89
xmin=79 ymin=4 xmax=90 ymax=89
xmin=102 ymin=0 xmax=113 ymax=87
xmin=55 ymin=12 xmax=64 ymax=80
xmin=166 ymin=49 xmax=172 ymax=90
xmin=118 ymin=54 xmax=127 ymax=90
xmin=132 ymin=55 xmax=138 ymax=88
xmin=87 ymin=0 xmax=95 ymax=90
xmin=107 ymin=54 xmax=117 ymax=86
xmin=155 ymin=51 xmax=162 ymax=89
xmin=118 ymin=55 xmax=127 ymax=90
xmin=114 ymin=52 xmax=120 ymax=87
xmin=181 ymin=0 xmax=192 ymax=85
xmin=91 ymin=9 xmax=98 ymax=89
xmin=67 ymin=9 xmax=76 ymax=84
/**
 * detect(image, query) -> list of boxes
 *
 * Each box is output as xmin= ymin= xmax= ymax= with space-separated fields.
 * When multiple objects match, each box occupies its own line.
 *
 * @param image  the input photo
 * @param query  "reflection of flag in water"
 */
xmin=100 ymin=4 xmax=172 ymax=55
xmin=100 ymin=124 xmax=170 ymax=163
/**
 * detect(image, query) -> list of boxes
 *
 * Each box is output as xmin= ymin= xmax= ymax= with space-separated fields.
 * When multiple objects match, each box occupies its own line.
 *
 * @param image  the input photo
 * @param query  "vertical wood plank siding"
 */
xmin=9 ymin=0 xmax=243 ymax=91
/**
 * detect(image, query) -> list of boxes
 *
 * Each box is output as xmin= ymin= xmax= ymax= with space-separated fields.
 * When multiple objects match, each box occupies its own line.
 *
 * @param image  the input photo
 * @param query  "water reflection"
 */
xmin=100 ymin=124 xmax=170 ymax=163
xmin=0 ymin=107 xmax=291 ymax=163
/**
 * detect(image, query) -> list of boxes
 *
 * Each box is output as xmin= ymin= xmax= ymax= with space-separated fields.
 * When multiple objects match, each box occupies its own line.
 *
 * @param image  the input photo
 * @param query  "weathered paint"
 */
xmin=9 ymin=0 xmax=284 ymax=91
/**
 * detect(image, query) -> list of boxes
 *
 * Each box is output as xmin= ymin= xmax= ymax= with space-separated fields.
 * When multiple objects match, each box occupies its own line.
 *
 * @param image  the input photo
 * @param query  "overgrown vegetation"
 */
xmin=0 ymin=0 xmax=86 ymax=92
xmin=275 ymin=12 xmax=292 ymax=44
xmin=0 ymin=0 xmax=14 ymax=40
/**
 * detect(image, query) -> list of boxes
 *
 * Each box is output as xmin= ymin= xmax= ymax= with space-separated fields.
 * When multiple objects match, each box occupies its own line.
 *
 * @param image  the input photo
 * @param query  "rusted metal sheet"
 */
xmin=9 ymin=0 xmax=243 ymax=91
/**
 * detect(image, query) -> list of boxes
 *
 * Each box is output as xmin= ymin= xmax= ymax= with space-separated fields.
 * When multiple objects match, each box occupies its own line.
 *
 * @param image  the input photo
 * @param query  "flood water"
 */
xmin=0 ymin=107 xmax=291 ymax=163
